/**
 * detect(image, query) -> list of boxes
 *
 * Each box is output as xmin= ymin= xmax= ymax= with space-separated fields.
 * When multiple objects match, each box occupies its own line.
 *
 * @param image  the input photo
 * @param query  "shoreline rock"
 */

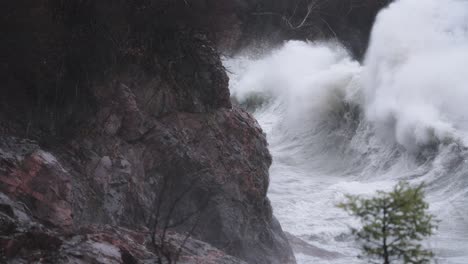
xmin=0 ymin=2 xmax=296 ymax=263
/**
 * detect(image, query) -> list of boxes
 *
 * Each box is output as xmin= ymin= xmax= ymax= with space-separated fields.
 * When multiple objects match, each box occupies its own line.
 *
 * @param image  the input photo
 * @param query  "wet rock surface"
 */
xmin=0 ymin=137 xmax=73 ymax=229
xmin=0 ymin=192 xmax=246 ymax=264
xmin=0 ymin=87 xmax=294 ymax=264
xmin=0 ymin=2 xmax=295 ymax=263
xmin=0 ymin=105 xmax=294 ymax=263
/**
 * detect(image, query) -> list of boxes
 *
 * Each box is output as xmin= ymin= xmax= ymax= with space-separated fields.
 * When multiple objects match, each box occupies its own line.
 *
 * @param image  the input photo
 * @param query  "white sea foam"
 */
xmin=364 ymin=0 xmax=468 ymax=151
xmin=224 ymin=0 xmax=468 ymax=263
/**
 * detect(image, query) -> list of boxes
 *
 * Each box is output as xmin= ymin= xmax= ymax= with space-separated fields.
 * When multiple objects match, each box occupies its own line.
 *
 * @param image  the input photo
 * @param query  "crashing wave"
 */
xmin=224 ymin=1 xmax=468 ymax=262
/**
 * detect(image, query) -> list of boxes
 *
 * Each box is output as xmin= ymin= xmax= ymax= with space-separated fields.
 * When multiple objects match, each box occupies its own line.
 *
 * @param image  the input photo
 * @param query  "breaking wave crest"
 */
xmin=224 ymin=1 xmax=468 ymax=262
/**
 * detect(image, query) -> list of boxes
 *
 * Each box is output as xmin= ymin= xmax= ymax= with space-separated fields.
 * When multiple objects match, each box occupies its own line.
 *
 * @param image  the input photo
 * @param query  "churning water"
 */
xmin=225 ymin=0 xmax=468 ymax=263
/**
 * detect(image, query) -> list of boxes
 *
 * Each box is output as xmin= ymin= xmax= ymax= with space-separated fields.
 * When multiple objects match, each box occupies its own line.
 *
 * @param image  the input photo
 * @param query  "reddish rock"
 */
xmin=0 ymin=138 xmax=72 ymax=229
xmin=64 ymin=91 xmax=294 ymax=263
xmin=0 ymin=1 xmax=295 ymax=263
xmin=0 ymin=193 xmax=246 ymax=264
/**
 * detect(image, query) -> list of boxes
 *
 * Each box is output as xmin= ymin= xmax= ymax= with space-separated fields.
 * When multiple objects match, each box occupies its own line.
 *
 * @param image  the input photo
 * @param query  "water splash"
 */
xmin=224 ymin=0 xmax=468 ymax=263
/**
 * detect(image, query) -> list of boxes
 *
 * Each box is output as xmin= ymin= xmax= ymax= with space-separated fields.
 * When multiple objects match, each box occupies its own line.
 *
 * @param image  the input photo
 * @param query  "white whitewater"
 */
xmin=224 ymin=0 xmax=468 ymax=263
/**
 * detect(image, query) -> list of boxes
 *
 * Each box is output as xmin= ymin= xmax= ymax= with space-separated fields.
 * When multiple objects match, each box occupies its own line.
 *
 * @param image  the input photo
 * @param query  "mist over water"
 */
xmin=225 ymin=0 xmax=468 ymax=263
xmin=365 ymin=0 xmax=468 ymax=151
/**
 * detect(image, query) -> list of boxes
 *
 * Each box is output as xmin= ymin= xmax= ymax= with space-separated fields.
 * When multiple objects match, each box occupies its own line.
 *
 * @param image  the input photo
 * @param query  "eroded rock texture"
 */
xmin=0 ymin=1 xmax=295 ymax=263
xmin=0 ymin=192 xmax=247 ymax=264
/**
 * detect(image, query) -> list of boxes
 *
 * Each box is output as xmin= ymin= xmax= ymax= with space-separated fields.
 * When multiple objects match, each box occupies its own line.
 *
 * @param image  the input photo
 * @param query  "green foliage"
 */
xmin=339 ymin=182 xmax=438 ymax=264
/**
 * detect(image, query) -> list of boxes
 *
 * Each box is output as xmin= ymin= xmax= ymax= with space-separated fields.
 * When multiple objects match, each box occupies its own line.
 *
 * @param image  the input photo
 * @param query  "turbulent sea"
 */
xmin=224 ymin=0 xmax=468 ymax=263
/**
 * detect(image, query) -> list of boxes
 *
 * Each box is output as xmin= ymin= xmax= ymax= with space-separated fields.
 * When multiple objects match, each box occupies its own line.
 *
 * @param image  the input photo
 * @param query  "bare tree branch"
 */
xmin=149 ymin=171 xmax=213 ymax=264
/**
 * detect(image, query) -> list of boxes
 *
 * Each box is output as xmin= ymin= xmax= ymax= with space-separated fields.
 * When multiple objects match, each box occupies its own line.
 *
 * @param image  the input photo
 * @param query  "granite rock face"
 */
xmin=0 ymin=192 xmax=247 ymax=264
xmin=0 ymin=1 xmax=295 ymax=263
xmin=65 ymin=95 xmax=295 ymax=263
xmin=0 ymin=0 xmax=392 ymax=262
xmin=0 ymin=98 xmax=294 ymax=264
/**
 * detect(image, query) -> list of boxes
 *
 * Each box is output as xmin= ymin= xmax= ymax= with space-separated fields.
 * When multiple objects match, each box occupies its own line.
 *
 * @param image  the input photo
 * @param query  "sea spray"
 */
xmin=364 ymin=0 xmax=468 ymax=150
xmin=224 ymin=1 xmax=468 ymax=263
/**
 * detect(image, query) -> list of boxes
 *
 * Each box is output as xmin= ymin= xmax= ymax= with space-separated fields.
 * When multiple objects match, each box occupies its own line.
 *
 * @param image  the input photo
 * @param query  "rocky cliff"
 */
xmin=0 ymin=1 xmax=390 ymax=263
xmin=0 ymin=1 xmax=295 ymax=263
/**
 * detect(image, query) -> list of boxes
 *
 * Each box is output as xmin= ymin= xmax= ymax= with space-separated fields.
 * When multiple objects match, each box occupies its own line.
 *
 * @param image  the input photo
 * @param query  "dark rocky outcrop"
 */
xmin=109 ymin=0 xmax=390 ymax=58
xmin=0 ymin=104 xmax=294 ymax=263
xmin=0 ymin=1 xmax=295 ymax=263
xmin=0 ymin=192 xmax=246 ymax=264
xmin=0 ymin=1 xmax=389 ymax=263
